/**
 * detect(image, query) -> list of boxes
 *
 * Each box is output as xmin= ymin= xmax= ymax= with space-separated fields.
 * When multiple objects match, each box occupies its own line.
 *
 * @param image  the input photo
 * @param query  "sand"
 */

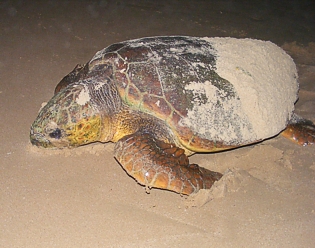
xmin=1 ymin=1 xmax=315 ymax=247
xmin=181 ymin=37 xmax=298 ymax=144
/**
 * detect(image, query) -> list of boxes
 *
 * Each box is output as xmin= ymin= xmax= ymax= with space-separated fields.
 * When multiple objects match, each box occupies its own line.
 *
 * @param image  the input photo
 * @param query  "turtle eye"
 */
xmin=49 ymin=128 xmax=62 ymax=139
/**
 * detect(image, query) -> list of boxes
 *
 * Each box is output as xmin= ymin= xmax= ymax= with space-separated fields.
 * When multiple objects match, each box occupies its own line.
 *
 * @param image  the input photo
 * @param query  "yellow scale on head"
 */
xmin=66 ymin=115 xmax=102 ymax=146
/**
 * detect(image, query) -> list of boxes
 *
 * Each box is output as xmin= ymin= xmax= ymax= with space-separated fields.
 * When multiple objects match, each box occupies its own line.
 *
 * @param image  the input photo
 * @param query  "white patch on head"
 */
xmin=76 ymin=86 xmax=90 ymax=105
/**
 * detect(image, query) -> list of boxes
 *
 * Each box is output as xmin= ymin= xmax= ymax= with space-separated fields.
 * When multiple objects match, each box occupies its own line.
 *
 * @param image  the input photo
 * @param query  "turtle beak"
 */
xmin=30 ymin=128 xmax=54 ymax=148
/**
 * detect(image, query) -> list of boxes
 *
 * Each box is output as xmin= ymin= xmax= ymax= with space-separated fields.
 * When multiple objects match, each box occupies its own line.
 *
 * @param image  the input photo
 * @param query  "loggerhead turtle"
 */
xmin=30 ymin=36 xmax=315 ymax=195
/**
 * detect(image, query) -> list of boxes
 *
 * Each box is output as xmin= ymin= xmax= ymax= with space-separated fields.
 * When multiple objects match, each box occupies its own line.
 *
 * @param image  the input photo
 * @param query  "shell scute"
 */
xmin=142 ymin=94 xmax=172 ymax=120
xmin=117 ymin=45 xmax=154 ymax=63
xmin=86 ymin=36 xmax=298 ymax=149
xmin=128 ymin=63 xmax=163 ymax=97
xmin=112 ymin=55 xmax=127 ymax=71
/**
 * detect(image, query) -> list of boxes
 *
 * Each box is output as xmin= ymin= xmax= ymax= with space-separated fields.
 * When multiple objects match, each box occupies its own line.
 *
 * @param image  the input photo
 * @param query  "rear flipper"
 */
xmin=114 ymin=132 xmax=222 ymax=195
xmin=281 ymin=114 xmax=315 ymax=146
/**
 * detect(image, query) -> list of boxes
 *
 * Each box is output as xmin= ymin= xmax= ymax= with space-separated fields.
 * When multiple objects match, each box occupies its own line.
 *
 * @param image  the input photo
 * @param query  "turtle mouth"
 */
xmin=30 ymin=126 xmax=73 ymax=148
xmin=30 ymin=131 xmax=55 ymax=148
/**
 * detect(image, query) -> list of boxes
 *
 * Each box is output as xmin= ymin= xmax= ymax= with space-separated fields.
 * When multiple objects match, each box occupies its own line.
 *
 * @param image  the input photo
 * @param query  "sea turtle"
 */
xmin=30 ymin=36 xmax=315 ymax=195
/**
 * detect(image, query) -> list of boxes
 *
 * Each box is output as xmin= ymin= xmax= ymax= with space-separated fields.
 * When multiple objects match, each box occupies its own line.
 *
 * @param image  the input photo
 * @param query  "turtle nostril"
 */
xmin=49 ymin=128 xmax=62 ymax=139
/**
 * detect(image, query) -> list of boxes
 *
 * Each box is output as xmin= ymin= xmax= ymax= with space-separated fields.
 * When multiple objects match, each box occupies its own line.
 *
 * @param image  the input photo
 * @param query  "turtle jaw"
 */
xmin=30 ymin=115 xmax=105 ymax=148
xmin=30 ymin=129 xmax=75 ymax=148
xmin=30 ymin=123 xmax=72 ymax=149
xmin=30 ymin=131 xmax=55 ymax=148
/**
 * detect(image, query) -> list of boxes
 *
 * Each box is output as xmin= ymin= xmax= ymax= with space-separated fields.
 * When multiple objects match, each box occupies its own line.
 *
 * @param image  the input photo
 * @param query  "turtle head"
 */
xmin=30 ymin=79 xmax=120 ymax=148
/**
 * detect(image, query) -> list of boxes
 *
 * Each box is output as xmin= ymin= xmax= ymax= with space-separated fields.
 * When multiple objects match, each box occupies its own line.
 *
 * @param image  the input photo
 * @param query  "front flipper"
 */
xmin=54 ymin=64 xmax=87 ymax=94
xmin=114 ymin=132 xmax=222 ymax=195
xmin=281 ymin=115 xmax=315 ymax=146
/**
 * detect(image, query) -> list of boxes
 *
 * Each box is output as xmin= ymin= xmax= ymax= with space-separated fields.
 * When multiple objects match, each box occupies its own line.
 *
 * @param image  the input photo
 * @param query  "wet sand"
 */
xmin=1 ymin=1 xmax=314 ymax=247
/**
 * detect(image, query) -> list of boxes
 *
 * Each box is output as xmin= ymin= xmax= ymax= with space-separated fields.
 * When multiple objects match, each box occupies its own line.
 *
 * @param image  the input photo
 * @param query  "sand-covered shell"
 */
xmin=87 ymin=36 xmax=298 ymax=148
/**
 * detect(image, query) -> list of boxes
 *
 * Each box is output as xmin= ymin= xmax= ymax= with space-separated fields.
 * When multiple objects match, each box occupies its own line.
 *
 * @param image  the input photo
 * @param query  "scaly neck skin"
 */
xmin=109 ymin=105 xmax=175 ymax=144
xmin=99 ymin=114 xmax=118 ymax=143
